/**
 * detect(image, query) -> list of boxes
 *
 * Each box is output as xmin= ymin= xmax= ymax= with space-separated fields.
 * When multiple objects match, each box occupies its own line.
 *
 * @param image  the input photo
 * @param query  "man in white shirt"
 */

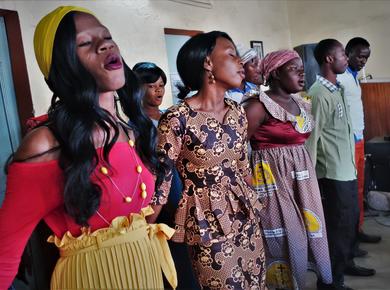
xmin=338 ymin=37 xmax=381 ymax=276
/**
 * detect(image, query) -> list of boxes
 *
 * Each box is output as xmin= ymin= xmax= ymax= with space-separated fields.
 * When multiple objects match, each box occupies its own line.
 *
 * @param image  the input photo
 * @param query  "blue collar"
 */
xmin=347 ymin=66 xmax=359 ymax=80
xmin=229 ymin=82 xmax=256 ymax=94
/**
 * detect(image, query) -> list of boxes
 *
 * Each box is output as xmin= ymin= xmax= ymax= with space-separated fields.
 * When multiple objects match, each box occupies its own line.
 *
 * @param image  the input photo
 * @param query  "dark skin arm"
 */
xmin=147 ymin=204 xmax=162 ymax=224
xmin=242 ymin=98 xmax=267 ymax=186
xmin=242 ymin=98 xmax=268 ymax=140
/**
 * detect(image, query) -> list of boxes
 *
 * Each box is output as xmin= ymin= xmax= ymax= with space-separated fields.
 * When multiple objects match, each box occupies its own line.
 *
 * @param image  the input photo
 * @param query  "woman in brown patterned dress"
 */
xmin=149 ymin=31 xmax=266 ymax=289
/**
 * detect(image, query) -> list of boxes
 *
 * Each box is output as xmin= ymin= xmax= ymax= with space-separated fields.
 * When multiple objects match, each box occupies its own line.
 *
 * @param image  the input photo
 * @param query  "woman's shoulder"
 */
xmin=225 ymin=97 xmax=252 ymax=118
xmin=14 ymin=126 xmax=60 ymax=163
xmin=225 ymin=97 xmax=241 ymax=110
xmin=241 ymin=93 xmax=262 ymax=107
xmin=292 ymin=93 xmax=312 ymax=112
xmin=241 ymin=92 xmax=267 ymax=113
xmin=161 ymin=102 xmax=191 ymax=121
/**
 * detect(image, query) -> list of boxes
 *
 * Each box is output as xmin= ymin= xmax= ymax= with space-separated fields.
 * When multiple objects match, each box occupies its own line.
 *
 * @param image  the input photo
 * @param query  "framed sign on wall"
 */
xmin=250 ymin=40 xmax=264 ymax=59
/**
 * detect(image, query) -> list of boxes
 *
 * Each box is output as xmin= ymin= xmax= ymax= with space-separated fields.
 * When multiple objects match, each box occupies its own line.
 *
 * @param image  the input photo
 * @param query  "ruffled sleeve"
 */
xmin=296 ymin=92 xmax=313 ymax=114
xmin=152 ymin=105 xmax=187 ymax=206
xmin=0 ymin=161 xmax=62 ymax=289
xmin=259 ymin=91 xmax=315 ymax=134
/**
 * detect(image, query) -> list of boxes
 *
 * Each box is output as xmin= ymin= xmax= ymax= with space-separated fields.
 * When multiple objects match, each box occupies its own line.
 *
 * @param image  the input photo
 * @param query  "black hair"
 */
xmin=133 ymin=62 xmax=167 ymax=85
xmin=345 ymin=37 xmax=370 ymax=55
xmin=314 ymin=39 xmax=342 ymax=65
xmin=176 ymin=31 xmax=234 ymax=99
xmin=46 ymin=12 xmax=161 ymax=226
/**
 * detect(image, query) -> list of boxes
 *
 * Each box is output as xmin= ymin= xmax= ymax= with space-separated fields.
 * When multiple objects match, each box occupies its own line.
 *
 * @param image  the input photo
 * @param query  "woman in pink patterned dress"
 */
xmin=242 ymin=50 xmax=332 ymax=290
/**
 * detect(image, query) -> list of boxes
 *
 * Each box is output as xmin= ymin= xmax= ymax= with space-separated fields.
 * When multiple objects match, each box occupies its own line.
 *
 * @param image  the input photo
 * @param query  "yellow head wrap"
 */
xmin=33 ymin=6 xmax=94 ymax=79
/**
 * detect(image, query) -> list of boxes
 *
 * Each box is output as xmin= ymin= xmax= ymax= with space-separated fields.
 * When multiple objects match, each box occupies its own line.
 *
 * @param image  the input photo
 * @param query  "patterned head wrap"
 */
xmin=33 ymin=6 xmax=94 ymax=79
xmin=259 ymin=49 xmax=300 ymax=83
xmin=236 ymin=44 xmax=258 ymax=65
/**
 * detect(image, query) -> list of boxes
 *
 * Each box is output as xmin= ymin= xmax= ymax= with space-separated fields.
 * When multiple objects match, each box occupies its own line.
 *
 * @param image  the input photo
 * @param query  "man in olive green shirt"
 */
xmin=306 ymin=75 xmax=356 ymax=181
xmin=306 ymin=39 xmax=370 ymax=290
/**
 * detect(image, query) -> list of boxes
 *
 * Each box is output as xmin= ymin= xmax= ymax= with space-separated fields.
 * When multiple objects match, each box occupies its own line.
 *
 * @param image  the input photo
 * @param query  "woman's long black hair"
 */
xmin=176 ymin=31 xmax=233 ymax=99
xmin=46 ymin=12 xmax=161 ymax=226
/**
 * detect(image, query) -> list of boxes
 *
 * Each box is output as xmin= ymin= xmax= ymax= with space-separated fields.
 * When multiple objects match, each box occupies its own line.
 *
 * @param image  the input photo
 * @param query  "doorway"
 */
xmin=164 ymin=28 xmax=202 ymax=104
xmin=0 ymin=16 xmax=21 ymax=205
xmin=0 ymin=9 xmax=33 ymax=205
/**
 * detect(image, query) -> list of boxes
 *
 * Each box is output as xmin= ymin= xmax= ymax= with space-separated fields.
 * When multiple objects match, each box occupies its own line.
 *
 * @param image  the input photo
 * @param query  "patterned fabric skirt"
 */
xmin=49 ymin=207 xmax=177 ymax=290
xmin=251 ymin=144 xmax=332 ymax=290
xmin=188 ymin=219 xmax=266 ymax=290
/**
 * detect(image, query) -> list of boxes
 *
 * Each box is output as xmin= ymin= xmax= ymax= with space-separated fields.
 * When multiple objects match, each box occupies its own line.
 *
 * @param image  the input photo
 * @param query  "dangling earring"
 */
xmin=208 ymin=71 xmax=216 ymax=84
xmin=113 ymin=91 xmax=121 ymax=122
xmin=113 ymin=91 xmax=120 ymax=102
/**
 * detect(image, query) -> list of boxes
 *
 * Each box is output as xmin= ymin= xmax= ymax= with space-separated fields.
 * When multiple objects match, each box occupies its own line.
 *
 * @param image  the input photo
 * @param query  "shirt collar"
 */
xmin=317 ymin=75 xmax=341 ymax=93
xmin=230 ymin=81 xmax=256 ymax=93
xmin=245 ymin=82 xmax=256 ymax=90
xmin=347 ymin=66 xmax=359 ymax=80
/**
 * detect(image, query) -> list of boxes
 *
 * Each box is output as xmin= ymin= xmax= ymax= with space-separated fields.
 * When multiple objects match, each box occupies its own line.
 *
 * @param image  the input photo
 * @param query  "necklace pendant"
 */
xmin=100 ymin=166 xmax=108 ymax=175
xmin=141 ymin=190 xmax=147 ymax=199
xmin=124 ymin=196 xmax=132 ymax=203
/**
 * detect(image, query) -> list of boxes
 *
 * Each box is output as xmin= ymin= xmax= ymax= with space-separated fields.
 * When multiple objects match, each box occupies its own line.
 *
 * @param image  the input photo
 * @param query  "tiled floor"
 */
xmin=306 ymin=214 xmax=390 ymax=290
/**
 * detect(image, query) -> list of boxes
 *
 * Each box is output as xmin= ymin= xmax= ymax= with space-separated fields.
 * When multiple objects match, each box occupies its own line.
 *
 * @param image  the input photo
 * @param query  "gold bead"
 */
xmin=136 ymin=165 xmax=142 ymax=173
xmin=124 ymin=196 xmax=132 ymax=203
xmin=100 ymin=166 xmax=108 ymax=175
xmin=140 ymin=182 xmax=147 ymax=191
xmin=128 ymin=140 xmax=135 ymax=147
xmin=141 ymin=190 xmax=147 ymax=199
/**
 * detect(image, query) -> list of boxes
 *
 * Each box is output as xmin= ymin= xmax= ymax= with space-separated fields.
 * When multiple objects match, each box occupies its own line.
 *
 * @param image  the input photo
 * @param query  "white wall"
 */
xmin=1 ymin=0 xmax=390 ymax=115
xmin=287 ymin=0 xmax=390 ymax=80
xmin=0 ymin=0 xmax=292 ymax=115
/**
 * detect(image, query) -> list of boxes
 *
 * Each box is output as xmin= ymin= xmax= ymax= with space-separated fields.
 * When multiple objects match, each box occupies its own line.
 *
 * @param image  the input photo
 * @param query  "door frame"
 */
xmin=164 ymin=28 xmax=202 ymax=37
xmin=0 ymin=9 xmax=33 ymax=136
xmin=163 ymin=28 xmax=202 ymax=104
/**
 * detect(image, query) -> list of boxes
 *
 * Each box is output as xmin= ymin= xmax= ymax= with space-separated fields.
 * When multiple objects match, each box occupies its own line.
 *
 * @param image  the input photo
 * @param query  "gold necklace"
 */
xmin=99 ymin=139 xmax=148 ymax=204
xmin=95 ymin=139 xmax=149 ymax=226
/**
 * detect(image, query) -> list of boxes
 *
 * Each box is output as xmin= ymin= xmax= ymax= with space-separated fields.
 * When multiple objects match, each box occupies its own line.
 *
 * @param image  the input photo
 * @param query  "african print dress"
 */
xmin=153 ymin=99 xmax=266 ymax=290
xmin=249 ymin=92 xmax=332 ymax=290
